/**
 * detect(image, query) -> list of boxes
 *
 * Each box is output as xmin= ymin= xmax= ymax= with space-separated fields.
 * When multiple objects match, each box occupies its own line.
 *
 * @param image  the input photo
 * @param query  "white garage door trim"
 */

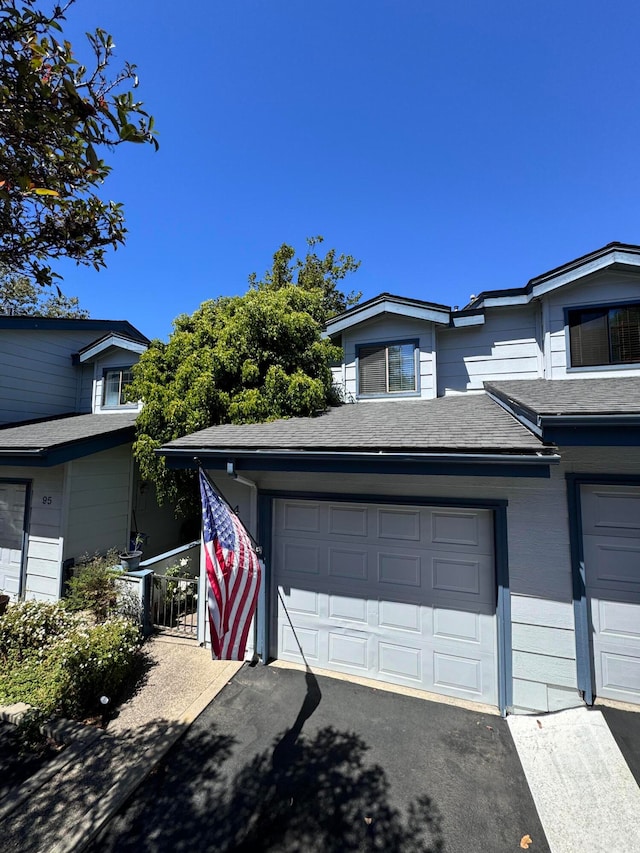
xmin=270 ymin=496 xmax=501 ymax=707
xmin=580 ymin=482 xmax=640 ymax=705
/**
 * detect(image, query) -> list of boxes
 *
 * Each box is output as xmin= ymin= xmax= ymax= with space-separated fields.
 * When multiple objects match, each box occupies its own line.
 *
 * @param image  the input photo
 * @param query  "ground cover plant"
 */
xmin=0 ymin=555 xmax=143 ymax=720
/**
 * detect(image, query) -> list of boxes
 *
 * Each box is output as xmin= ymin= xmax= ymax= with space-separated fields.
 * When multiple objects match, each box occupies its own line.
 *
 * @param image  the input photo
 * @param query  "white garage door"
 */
xmin=0 ymin=482 xmax=27 ymax=597
xmin=273 ymin=499 xmax=498 ymax=706
xmin=582 ymin=484 xmax=640 ymax=704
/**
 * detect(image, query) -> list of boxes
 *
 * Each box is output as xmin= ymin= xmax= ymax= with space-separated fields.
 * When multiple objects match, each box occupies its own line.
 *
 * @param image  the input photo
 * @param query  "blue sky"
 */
xmin=55 ymin=0 xmax=640 ymax=340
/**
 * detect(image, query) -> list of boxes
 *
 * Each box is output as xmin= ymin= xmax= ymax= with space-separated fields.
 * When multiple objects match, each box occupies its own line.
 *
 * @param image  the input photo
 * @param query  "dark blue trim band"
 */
xmin=164 ymin=454 xmax=552 ymax=479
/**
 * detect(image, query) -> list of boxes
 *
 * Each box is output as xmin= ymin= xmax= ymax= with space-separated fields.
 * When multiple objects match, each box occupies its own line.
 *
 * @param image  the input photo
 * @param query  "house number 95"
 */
xmin=42 ymin=496 xmax=52 ymax=505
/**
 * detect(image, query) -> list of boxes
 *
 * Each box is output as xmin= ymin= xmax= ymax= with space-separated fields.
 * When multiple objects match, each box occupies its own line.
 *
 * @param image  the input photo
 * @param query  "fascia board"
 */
xmin=529 ymin=250 xmax=640 ymax=298
xmin=326 ymin=300 xmax=450 ymax=334
xmin=78 ymin=335 xmax=147 ymax=363
xmin=451 ymin=313 xmax=486 ymax=327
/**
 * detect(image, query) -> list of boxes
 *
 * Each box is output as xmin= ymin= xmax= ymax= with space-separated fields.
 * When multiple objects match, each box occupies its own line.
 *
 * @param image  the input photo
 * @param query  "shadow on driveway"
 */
xmin=92 ymin=664 xmax=547 ymax=853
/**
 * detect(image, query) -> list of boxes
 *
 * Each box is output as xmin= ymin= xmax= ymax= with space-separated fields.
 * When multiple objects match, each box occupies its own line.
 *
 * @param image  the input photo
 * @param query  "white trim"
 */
xmin=78 ymin=334 xmax=147 ymax=363
xmin=326 ymin=299 xmax=449 ymax=335
xmin=479 ymin=249 xmax=640 ymax=309
xmin=451 ymin=313 xmax=485 ymax=327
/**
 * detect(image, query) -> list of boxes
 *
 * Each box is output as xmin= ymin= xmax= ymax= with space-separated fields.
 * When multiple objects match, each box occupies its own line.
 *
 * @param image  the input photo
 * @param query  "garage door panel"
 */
xmin=378 ymin=641 xmax=422 ymax=682
xmin=328 ymin=546 xmax=368 ymax=580
xmin=584 ymin=537 xmax=640 ymax=592
xmin=594 ymin=599 xmax=640 ymax=640
xmin=281 ymin=623 xmax=319 ymax=660
xmin=582 ymin=486 xmax=640 ymax=538
xmin=274 ymin=499 xmax=498 ymax=705
xmin=285 ymin=587 xmax=320 ymax=616
xmin=433 ymin=607 xmax=481 ymax=643
xmin=582 ymin=485 xmax=640 ymax=705
xmin=328 ymin=593 xmax=368 ymax=624
xmin=379 ymin=600 xmax=421 ymax=633
xmin=328 ymin=505 xmax=368 ymax=537
xmin=328 ymin=630 xmax=370 ymax=670
xmin=376 ymin=508 xmax=421 ymax=542
xmin=281 ymin=501 xmax=322 ymax=533
xmin=433 ymin=651 xmax=483 ymax=696
xmin=598 ymin=652 xmax=640 ymax=700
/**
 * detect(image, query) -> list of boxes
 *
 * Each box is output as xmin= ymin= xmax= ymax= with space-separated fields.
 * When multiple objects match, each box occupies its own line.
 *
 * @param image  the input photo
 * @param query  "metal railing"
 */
xmin=151 ymin=573 xmax=199 ymax=638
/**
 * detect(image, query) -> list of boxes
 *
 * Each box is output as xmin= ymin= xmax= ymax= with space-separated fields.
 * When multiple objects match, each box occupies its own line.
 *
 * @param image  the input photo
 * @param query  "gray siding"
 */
xmin=340 ymin=315 xmax=437 ymax=400
xmin=0 ymin=329 xmax=98 ymax=423
xmin=543 ymin=271 xmax=640 ymax=379
xmin=437 ymin=306 xmax=541 ymax=394
xmin=63 ymin=445 xmax=133 ymax=561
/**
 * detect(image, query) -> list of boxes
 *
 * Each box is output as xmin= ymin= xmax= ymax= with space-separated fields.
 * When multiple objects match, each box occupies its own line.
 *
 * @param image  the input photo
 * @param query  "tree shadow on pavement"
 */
xmin=93 ymin=674 xmax=444 ymax=853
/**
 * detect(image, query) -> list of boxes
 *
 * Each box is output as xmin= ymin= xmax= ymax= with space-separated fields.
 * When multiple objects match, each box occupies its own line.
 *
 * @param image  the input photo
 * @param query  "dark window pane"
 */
xmin=569 ymin=310 xmax=609 ymax=366
xmin=359 ymin=346 xmax=387 ymax=394
xmin=387 ymin=343 xmax=416 ymax=391
xmin=609 ymin=306 xmax=640 ymax=364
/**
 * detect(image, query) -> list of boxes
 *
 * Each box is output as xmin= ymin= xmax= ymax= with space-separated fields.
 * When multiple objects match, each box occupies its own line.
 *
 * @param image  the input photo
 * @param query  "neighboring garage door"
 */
xmin=0 ymin=482 xmax=27 ymax=597
xmin=582 ymin=484 xmax=640 ymax=705
xmin=273 ymin=499 xmax=498 ymax=706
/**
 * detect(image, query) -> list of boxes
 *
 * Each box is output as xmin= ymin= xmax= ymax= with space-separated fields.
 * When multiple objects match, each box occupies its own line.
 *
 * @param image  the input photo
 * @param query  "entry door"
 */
xmin=0 ymin=482 xmax=27 ymax=597
xmin=582 ymin=484 xmax=640 ymax=704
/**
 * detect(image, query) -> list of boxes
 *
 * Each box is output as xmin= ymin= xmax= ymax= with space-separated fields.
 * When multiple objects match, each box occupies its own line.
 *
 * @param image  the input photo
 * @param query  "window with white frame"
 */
xmin=568 ymin=303 xmax=640 ymax=367
xmin=358 ymin=341 xmax=417 ymax=395
xmin=102 ymin=367 xmax=134 ymax=407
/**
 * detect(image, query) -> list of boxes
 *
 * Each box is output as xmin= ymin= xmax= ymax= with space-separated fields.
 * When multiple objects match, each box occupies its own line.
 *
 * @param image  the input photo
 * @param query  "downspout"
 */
xmin=226 ymin=462 xmax=263 ymax=662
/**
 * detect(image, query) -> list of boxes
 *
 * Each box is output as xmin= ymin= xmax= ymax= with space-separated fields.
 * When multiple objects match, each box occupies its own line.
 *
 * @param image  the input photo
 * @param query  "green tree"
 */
xmin=0 ymin=0 xmax=157 ymax=287
xmin=130 ymin=239 xmax=360 ymax=515
xmin=0 ymin=270 xmax=89 ymax=316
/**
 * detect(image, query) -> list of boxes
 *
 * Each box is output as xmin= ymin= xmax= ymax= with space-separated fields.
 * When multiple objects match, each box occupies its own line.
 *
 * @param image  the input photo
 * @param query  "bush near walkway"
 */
xmin=0 ymin=599 xmax=141 ymax=719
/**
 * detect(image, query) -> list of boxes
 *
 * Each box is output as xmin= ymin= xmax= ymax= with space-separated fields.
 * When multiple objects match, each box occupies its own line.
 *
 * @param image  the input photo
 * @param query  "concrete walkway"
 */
xmin=0 ymin=635 xmax=242 ymax=853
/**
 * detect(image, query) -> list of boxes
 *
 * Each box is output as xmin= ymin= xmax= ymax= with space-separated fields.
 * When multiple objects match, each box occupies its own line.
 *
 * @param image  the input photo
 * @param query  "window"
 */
xmin=569 ymin=303 xmax=640 ymax=367
xmin=102 ymin=368 xmax=134 ymax=407
xmin=358 ymin=342 xmax=417 ymax=395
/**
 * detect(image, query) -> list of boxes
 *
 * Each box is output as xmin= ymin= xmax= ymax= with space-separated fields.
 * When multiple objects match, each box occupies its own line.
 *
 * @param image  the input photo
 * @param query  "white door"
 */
xmin=273 ymin=499 xmax=498 ymax=706
xmin=582 ymin=484 xmax=640 ymax=704
xmin=0 ymin=482 xmax=27 ymax=597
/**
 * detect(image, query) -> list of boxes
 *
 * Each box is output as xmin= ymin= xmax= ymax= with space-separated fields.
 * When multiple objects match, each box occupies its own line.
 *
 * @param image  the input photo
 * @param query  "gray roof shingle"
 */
xmin=485 ymin=378 xmax=640 ymax=416
xmin=0 ymin=413 xmax=137 ymax=453
xmin=162 ymin=395 xmax=545 ymax=454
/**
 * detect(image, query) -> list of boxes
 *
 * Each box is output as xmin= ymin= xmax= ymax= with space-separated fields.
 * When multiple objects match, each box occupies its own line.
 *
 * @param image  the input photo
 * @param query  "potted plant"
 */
xmin=0 ymin=592 xmax=9 ymax=617
xmin=119 ymin=533 xmax=145 ymax=572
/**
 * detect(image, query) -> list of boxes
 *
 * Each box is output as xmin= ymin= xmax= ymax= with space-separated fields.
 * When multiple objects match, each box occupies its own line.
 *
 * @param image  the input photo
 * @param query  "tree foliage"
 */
xmin=130 ymin=238 xmax=360 ymax=515
xmin=0 ymin=0 xmax=157 ymax=287
xmin=0 ymin=269 xmax=88 ymax=315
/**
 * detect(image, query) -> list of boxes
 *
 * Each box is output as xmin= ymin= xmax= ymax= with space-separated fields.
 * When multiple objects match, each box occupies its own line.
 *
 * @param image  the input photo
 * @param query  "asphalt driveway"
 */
xmin=91 ymin=663 xmax=549 ymax=853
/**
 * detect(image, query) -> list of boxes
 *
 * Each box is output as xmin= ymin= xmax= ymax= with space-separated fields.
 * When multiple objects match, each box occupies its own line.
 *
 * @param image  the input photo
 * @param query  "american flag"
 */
xmin=199 ymin=470 xmax=262 ymax=660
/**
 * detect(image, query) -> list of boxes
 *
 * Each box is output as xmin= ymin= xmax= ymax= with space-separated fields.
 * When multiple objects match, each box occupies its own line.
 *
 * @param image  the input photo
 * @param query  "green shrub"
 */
xmin=0 ymin=600 xmax=77 ymax=663
xmin=0 ymin=600 xmax=142 ymax=719
xmin=56 ymin=618 xmax=141 ymax=716
xmin=65 ymin=550 xmax=122 ymax=621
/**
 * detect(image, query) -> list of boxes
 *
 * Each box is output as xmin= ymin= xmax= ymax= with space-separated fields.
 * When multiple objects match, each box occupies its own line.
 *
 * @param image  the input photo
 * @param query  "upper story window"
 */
xmin=102 ymin=367 xmax=134 ymax=407
xmin=358 ymin=341 xmax=417 ymax=395
xmin=569 ymin=303 xmax=640 ymax=367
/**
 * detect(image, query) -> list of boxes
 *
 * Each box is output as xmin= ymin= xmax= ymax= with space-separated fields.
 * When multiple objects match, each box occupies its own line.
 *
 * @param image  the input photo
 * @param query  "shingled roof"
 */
xmin=162 ymin=394 xmax=546 ymax=455
xmin=0 ymin=413 xmax=137 ymax=465
xmin=485 ymin=377 xmax=640 ymax=417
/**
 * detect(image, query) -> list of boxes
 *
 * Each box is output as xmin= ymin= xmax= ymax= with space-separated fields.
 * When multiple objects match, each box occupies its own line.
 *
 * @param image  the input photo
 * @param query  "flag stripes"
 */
xmin=199 ymin=470 xmax=262 ymax=660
